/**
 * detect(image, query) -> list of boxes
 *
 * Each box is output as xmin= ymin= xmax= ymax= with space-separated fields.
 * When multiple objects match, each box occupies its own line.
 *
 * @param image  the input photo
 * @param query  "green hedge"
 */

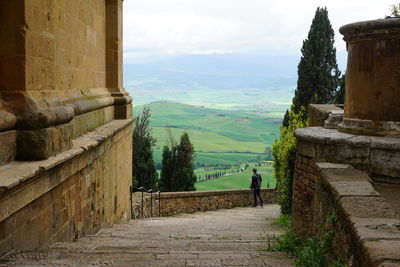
xmin=272 ymin=109 xmax=305 ymax=214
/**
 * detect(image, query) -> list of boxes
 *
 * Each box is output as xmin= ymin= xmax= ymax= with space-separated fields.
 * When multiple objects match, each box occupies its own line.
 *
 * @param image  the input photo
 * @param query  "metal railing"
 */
xmin=130 ymin=186 xmax=161 ymax=219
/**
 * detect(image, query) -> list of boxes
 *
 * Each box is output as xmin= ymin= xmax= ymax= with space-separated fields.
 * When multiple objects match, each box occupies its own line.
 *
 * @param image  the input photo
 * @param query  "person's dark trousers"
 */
xmin=253 ymin=187 xmax=263 ymax=206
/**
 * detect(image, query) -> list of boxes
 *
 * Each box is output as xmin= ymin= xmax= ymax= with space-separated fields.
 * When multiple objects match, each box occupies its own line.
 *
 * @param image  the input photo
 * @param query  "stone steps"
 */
xmin=1 ymin=205 xmax=294 ymax=266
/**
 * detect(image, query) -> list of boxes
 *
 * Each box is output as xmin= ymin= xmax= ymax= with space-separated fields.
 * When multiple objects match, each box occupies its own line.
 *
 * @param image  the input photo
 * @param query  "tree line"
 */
xmin=132 ymin=106 xmax=197 ymax=192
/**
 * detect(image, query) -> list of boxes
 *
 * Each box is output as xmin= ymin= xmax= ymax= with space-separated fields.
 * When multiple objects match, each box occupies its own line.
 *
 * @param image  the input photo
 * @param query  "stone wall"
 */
xmin=0 ymin=0 xmax=133 ymax=257
xmin=294 ymin=162 xmax=400 ymax=266
xmin=292 ymin=154 xmax=318 ymax=236
xmin=132 ymin=189 xmax=278 ymax=218
xmin=0 ymin=119 xmax=133 ymax=256
xmin=292 ymin=106 xmax=400 ymax=266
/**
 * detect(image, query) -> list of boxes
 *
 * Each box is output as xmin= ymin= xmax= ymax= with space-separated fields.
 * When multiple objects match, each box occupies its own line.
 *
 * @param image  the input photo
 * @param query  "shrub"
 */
xmin=272 ymin=109 xmax=306 ymax=214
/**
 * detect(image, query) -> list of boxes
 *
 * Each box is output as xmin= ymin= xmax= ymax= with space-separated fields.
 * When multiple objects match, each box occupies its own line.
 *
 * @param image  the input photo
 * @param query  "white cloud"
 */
xmin=123 ymin=0 xmax=395 ymax=62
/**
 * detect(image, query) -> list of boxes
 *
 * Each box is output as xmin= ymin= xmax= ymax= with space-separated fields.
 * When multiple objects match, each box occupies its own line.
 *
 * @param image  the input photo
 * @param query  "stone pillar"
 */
xmin=0 ymin=0 xmax=132 ymax=161
xmin=338 ymin=19 xmax=400 ymax=136
xmin=106 ymin=0 xmax=132 ymax=119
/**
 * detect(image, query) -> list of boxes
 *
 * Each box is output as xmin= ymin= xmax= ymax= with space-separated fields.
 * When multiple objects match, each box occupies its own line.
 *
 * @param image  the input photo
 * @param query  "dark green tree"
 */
xmin=333 ymin=74 xmax=346 ymax=104
xmin=282 ymin=109 xmax=290 ymax=127
xmin=159 ymin=132 xmax=197 ymax=192
xmin=291 ymin=7 xmax=341 ymax=120
xmin=132 ymin=106 xmax=158 ymax=190
xmin=159 ymin=145 xmax=175 ymax=191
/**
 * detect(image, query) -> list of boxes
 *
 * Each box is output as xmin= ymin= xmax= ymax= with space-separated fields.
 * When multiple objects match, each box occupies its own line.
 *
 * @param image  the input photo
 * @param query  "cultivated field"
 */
xmin=195 ymin=164 xmax=276 ymax=191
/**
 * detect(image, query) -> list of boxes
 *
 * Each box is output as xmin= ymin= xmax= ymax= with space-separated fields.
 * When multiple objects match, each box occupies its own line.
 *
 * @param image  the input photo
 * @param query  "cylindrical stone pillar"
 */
xmin=338 ymin=18 xmax=400 ymax=136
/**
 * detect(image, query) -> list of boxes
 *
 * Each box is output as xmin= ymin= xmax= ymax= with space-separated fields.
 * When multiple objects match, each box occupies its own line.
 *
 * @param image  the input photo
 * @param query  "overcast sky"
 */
xmin=123 ymin=0 xmax=395 ymax=63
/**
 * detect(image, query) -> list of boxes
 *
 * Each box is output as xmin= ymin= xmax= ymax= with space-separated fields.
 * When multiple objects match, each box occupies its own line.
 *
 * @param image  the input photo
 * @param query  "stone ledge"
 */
xmin=317 ymin=163 xmax=400 ymax=266
xmin=296 ymin=128 xmax=400 ymax=178
xmin=159 ymin=189 xmax=275 ymax=199
xmin=0 ymin=118 xmax=134 ymax=222
xmin=308 ymin=104 xmax=343 ymax=127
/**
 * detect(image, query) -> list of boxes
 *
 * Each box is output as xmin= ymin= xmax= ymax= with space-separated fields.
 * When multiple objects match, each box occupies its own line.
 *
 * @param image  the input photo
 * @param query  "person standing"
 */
xmin=250 ymin=168 xmax=264 ymax=207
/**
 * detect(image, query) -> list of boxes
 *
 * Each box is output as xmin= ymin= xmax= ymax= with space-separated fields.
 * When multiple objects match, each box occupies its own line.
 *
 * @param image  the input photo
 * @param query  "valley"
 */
xmin=134 ymin=101 xmax=284 ymax=190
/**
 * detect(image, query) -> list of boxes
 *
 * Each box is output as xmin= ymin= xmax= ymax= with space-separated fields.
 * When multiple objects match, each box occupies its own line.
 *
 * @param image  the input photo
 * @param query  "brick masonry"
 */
xmin=292 ymin=154 xmax=318 ymax=237
xmin=293 ymin=108 xmax=400 ymax=266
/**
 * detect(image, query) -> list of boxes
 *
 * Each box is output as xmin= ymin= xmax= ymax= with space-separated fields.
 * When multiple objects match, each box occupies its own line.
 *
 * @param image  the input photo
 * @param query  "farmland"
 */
xmin=135 ymin=101 xmax=281 ymax=167
xmin=134 ymin=101 xmax=282 ymax=190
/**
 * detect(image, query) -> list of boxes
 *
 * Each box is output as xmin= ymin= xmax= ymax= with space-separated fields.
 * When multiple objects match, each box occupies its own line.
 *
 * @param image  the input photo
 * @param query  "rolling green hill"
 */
xmin=134 ymin=101 xmax=282 ymax=167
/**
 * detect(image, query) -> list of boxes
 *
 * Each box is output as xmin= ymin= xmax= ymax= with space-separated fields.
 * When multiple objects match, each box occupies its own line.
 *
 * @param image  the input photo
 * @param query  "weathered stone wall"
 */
xmin=298 ymin=163 xmax=400 ymax=266
xmin=291 ymin=153 xmax=318 ymax=236
xmin=293 ymin=105 xmax=400 ymax=265
xmin=0 ymin=119 xmax=133 ymax=256
xmin=132 ymin=189 xmax=278 ymax=218
xmin=0 ymin=0 xmax=131 ymax=162
xmin=0 ymin=0 xmax=133 ymax=257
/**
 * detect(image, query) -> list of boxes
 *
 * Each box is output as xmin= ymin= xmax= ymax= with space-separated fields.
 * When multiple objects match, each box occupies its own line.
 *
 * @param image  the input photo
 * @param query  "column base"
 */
xmin=338 ymin=117 xmax=400 ymax=136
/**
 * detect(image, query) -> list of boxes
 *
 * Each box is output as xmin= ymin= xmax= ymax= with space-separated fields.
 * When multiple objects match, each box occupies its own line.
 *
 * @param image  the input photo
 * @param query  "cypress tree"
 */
xmin=333 ymin=74 xmax=346 ymax=104
xmin=159 ymin=132 xmax=197 ymax=192
xmin=159 ymin=146 xmax=174 ymax=191
xmin=291 ymin=7 xmax=341 ymax=120
xmin=273 ymin=7 xmax=341 ymax=214
xmin=132 ymin=106 xmax=158 ymax=190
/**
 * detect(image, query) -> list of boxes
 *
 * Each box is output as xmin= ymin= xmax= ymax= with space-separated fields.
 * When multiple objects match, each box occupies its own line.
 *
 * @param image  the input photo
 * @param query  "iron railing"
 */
xmin=130 ymin=186 xmax=161 ymax=218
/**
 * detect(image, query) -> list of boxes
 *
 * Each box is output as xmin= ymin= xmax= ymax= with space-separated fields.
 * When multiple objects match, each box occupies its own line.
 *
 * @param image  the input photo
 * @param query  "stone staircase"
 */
xmin=0 ymin=205 xmax=294 ymax=266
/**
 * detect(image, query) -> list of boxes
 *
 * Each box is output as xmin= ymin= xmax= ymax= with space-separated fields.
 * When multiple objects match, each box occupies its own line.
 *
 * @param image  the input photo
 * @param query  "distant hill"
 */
xmin=134 ymin=101 xmax=281 ymax=167
xmin=125 ymin=54 xmax=298 ymax=110
xmin=124 ymin=53 xmax=347 ymax=109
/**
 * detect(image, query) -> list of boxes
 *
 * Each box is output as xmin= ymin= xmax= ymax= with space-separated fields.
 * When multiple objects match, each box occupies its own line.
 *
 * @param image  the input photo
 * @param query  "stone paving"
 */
xmin=0 ymin=205 xmax=294 ymax=266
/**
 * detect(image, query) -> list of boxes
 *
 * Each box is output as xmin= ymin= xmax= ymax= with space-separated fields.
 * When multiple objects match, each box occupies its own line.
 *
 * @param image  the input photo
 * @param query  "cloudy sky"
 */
xmin=123 ymin=0 xmax=395 ymax=63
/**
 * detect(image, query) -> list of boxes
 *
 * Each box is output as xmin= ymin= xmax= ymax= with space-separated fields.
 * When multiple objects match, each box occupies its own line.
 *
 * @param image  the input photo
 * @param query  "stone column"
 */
xmin=106 ymin=0 xmax=132 ymax=119
xmin=338 ymin=19 xmax=400 ymax=136
xmin=0 ymin=0 xmax=133 ymax=161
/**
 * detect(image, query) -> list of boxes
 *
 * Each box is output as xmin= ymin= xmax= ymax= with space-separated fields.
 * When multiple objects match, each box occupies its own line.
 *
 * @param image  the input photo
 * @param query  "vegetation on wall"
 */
xmin=268 ymin=214 xmax=348 ymax=267
xmin=272 ymin=109 xmax=306 ymax=214
xmin=132 ymin=106 xmax=158 ymax=190
xmin=159 ymin=132 xmax=197 ymax=191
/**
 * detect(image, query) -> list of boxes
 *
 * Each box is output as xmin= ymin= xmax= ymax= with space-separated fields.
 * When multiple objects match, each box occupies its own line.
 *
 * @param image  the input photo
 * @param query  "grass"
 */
xmin=152 ymin=127 xmax=267 ymax=153
xmin=135 ymin=101 xmax=280 ymax=191
xmin=268 ymin=215 xmax=348 ymax=267
xmin=136 ymin=101 xmax=280 ymax=143
xmin=195 ymin=165 xmax=276 ymax=191
xmin=135 ymin=101 xmax=280 ymax=167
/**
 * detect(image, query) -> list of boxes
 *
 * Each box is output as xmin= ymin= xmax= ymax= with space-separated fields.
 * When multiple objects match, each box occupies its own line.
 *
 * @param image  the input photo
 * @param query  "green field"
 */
xmin=152 ymin=127 xmax=266 ymax=153
xmin=135 ymin=101 xmax=281 ymax=167
xmin=195 ymin=164 xmax=276 ymax=191
xmin=154 ymin=151 xmax=263 ymax=168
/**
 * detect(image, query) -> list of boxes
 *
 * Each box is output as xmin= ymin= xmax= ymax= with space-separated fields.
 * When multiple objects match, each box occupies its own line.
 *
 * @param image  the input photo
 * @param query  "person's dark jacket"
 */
xmin=250 ymin=173 xmax=262 ymax=189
